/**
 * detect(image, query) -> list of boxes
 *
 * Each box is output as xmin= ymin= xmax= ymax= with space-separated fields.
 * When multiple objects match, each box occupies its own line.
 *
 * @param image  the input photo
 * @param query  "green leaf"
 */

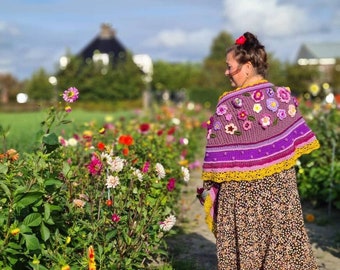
xmin=44 ymin=203 xmax=51 ymax=220
xmin=44 ymin=217 xmax=55 ymax=225
xmin=19 ymin=224 xmax=33 ymax=234
xmin=45 ymin=178 xmax=63 ymax=187
xmin=40 ymin=222 xmax=50 ymax=241
xmin=62 ymin=161 xmax=71 ymax=177
xmin=0 ymin=182 xmax=10 ymax=197
xmin=0 ymin=163 xmax=8 ymax=174
xmin=22 ymin=234 xmax=40 ymax=251
xmin=15 ymin=191 xmax=43 ymax=208
xmin=247 ymin=115 xmax=256 ymax=121
xmin=123 ymin=231 xmax=132 ymax=245
xmin=23 ymin=213 xmax=42 ymax=227
xmin=5 ymin=248 xmax=21 ymax=255
xmin=106 ymin=230 xmax=117 ymax=241
xmin=146 ymin=196 xmax=156 ymax=206
xmin=42 ymin=133 xmax=59 ymax=146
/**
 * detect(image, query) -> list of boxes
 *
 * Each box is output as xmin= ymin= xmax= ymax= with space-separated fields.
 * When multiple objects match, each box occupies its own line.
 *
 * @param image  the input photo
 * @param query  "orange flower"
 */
xmin=97 ymin=142 xmax=105 ymax=151
xmin=122 ymin=147 xmax=129 ymax=156
xmin=83 ymin=130 xmax=93 ymax=141
xmin=118 ymin=135 xmax=134 ymax=146
xmin=88 ymin=245 xmax=96 ymax=270
xmin=6 ymin=149 xmax=19 ymax=161
xmin=305 ymin=213 xmax=315 ymax=223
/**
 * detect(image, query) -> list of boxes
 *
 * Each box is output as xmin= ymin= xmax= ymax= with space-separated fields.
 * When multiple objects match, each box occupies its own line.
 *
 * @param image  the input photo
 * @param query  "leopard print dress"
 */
xmin=216 ymin=168 xmax=318 ymax=270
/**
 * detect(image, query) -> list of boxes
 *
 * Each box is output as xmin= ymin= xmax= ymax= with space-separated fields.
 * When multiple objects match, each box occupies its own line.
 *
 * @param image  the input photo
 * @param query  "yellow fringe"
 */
xmin=204 ymin=193 xmax=214 ymax=232
xmin=202 ymin=140 xmax=320 ymax=183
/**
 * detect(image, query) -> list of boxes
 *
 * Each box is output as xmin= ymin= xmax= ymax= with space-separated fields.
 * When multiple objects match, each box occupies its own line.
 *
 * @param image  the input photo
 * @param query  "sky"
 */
xmin=0 ymin=0 xmax=339 ymax=80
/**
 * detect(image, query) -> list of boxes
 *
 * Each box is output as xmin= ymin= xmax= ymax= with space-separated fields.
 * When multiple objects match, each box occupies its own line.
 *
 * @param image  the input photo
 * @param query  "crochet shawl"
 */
xmin=202 ymin=80 xmax=320 ymax=183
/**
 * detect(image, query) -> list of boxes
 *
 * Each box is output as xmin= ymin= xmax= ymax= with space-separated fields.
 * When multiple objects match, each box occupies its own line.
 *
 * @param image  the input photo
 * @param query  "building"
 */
xmin=78 ymin=23 xmax=127 ymax=65
xmin=296 ymin=42 xmax=340 ymax=82
xmin=296 ymin=42 xmax=340 ymax=106
xmin=59 ymin=24 xmax=127 ymax=69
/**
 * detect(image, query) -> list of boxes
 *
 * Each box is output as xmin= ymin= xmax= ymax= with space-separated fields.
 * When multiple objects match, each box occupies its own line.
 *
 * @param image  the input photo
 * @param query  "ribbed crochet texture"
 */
xmin=202 ymin=81 xmax=320 ymax=182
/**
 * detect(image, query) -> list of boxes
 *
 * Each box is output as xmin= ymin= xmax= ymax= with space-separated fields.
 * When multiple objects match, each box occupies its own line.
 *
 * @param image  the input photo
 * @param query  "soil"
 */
xmin=167 ymin=170 xmax=340 ymax=270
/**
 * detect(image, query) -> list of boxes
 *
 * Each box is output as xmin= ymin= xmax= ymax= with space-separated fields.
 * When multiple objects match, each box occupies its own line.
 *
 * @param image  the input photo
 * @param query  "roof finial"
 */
xmin=100 ymin=23 xmax=115 ymax=39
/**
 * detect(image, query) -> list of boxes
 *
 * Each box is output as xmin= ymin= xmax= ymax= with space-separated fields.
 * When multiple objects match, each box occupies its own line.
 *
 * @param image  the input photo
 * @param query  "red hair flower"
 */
xmin=235 ymin=35 xmax=246 ymax=45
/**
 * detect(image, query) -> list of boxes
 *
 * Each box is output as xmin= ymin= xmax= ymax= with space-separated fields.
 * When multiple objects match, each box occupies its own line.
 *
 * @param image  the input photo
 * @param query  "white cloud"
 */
xmin=145 ymin=28 xmax=215 ymax=48
xmin=142 ymin=28 xmax=216 ymax=62
xmin=222 ymin=0 xmax=313 ymax=37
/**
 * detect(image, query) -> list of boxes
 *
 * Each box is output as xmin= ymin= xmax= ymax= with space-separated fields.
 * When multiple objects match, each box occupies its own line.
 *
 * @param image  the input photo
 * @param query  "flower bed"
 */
xmin=0 ymin=88 xmax=206 ymax=269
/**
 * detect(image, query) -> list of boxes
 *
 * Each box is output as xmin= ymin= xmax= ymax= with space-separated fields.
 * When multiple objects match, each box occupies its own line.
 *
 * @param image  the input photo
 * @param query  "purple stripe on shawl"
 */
xmin=203 ymin=133 xmax=316 ymax=170
xmin=204 ymin=120 xmax=312 ymax=162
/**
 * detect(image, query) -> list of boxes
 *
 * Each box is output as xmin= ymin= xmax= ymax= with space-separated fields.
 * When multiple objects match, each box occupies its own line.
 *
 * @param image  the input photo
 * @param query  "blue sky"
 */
xmin=0 ymin=0 xmax=339 ymax=80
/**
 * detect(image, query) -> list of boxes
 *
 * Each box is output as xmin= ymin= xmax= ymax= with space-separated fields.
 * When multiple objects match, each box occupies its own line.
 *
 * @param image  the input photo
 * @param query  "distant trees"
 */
xmin=56 ymin=52 xmax=144 ymax=102
xmin=0 ymin=74 xmax=24 ymax=103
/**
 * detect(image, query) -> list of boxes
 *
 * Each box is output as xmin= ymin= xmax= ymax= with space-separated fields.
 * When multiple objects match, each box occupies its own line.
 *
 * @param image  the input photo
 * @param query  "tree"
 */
xmin=26 ymin=68 xmax=55 ymax=101
xmin=0 ymin=74 xmax=23 ymax=103
xmin=285 ymin=63 xmax=320 ymax=97
xmin=151 ymin=61 xmax=202 ymax=91
xmin=201 ymin=31 xmax=234 ymax=91
xmin=56 ymin=52 xmax=144 ymax=102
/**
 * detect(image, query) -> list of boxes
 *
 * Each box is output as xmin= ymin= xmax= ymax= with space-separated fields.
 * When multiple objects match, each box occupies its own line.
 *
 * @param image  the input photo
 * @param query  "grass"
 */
xmin=0 ymin=109 xmax=135 ymax=153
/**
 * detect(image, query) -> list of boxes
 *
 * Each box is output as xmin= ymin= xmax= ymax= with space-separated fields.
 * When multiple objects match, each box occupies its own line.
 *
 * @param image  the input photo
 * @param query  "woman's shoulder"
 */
xmin=218 ymin=80 xmax=274 ymax=103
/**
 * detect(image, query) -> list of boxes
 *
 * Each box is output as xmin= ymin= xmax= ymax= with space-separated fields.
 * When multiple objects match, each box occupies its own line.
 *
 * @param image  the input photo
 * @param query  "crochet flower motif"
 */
xmin=216 ymin=104 xmax=228 ymax=115
xmin=266 ymin=98 xmax=279 ymax=112
xmin=213 ymin=121 xmax=222 ymax=130
xmin=225 ymin=113 xmax=232 ymax=121
xmin=206 ymin=117 xmax=214 ymax=130
xmin=243 ymin=120 xmax=252 ymax=131
xmin=232 ymin=97 xmax=243 ymax=108
xmin=266 ymin=88 xmax=275 ymax=97
xmin=277 ymin=87 xmax=291 ymax=103
xmin=277 ymin=109 xmax=287 ymax=120
xmin=253 ymin=103 xmax=263 ymax=113
xmin=259 ymin=114 xmax=272 ymax=129
xmin=288 ymin=104 xmax=297 ymax=117
xmin=225 ymin=123 xmax=238 ymax=135
xmin=237 ymin=109 xmax=248 ymax=120
xmin=252 ymin=90 xmax=264 ymax=102
xmin=292 ymin=96 xmax=299 ymax=107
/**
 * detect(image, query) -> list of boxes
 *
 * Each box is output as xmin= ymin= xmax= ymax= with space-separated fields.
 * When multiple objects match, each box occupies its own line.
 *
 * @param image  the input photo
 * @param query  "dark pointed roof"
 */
xmin=78 ymin=24 xmax=127 ymax=62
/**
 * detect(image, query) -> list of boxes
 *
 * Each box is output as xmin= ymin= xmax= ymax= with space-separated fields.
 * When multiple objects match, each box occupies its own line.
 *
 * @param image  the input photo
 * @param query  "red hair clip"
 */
xmin=235 ymin=35 xmax=246 ymax=45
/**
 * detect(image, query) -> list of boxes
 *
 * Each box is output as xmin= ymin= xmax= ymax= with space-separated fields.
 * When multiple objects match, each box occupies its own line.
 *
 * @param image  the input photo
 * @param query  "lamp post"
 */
xmin=132 ymin=54 xmax=153 ymax=112
xmin=48 ymin=76 xmax=58 ymax=103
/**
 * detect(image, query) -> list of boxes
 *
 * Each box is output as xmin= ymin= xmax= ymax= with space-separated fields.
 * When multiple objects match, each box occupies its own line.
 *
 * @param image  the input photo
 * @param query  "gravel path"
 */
xmin=167 ymin=170 xmax=340 ymax=270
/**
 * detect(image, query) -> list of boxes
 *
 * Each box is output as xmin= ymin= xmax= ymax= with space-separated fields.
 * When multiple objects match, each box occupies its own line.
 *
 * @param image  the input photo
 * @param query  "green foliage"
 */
xmin=200 ymin=31 xmax=234 ymax=92
xmin=296 ymin=104 xmax=340 ymax=209
xmin=152 ymin=61 xmax=202 ymax=92
xmin=0 ymin=95 xmax=205 ymax=269
xmin=56 ymin=53 xmax=144 ymax=102
xmin=285 ymin=63 xmax=320 ymax=96
xmin=330 ymin=58 xmax=340 ymax=94
xmin=26 ymin=68 xmax=55 ymax=101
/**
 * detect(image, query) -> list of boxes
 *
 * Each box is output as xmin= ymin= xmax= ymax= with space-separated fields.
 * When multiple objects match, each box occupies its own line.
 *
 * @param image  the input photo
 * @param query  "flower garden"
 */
xmin=0 ymin=87 xmax=208 ymax=269
xmin=1 ymin=87 xmax=339 ymax=269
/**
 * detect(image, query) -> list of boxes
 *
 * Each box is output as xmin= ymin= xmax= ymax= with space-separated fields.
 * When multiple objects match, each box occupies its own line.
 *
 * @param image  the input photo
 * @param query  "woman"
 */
xmin=201 ymin=32 xmax=320 ymax=269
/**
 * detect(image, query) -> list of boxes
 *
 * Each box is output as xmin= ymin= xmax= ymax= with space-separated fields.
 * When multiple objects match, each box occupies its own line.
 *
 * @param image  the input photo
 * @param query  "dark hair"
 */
xmin=227 ymin=32 xmax=268 ymax=77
